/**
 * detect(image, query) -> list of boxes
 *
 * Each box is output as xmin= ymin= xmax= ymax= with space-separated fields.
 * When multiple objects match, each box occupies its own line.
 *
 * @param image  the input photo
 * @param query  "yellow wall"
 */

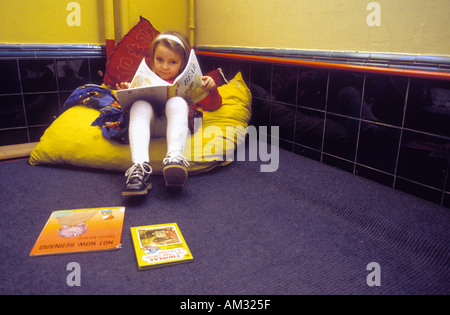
xmin=1 ymin=0 xmax=448 ymax=57
xmin=126 ymin=0 xmax=188 ymax=37
xmin=195 ymin=0 xmax=450 ymax=56
xmin=0 ymin=0 xmax=103 ymax=44
xmin=0 ymin=0 xmax=188 ymax=45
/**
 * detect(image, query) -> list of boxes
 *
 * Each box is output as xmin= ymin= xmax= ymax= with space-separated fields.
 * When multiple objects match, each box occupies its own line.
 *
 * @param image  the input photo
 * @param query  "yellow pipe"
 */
xmin=103 ymin=0 xmax=115 ymax=41
xmin=103 ymin=0 xmax=115 ymax=59
xmin=119 ymin=0 xmax=130 ymax=38
xmin=189 ymin=0 xmax=195 ymax=48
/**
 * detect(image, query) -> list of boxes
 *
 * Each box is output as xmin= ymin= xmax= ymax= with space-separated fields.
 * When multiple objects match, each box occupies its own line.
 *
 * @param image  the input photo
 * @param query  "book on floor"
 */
xmin=115 ymin=49 xmax=209 ymax=111
xmin=30 ymin=206 xmax=125 ymax=256
xmin=130 ymin=223 xmax=193 ymax=270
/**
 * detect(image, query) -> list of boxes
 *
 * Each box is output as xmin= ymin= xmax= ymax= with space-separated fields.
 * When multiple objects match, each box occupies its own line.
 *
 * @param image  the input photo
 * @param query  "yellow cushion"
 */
xmin=29 ymin=72 xmax=252 ymax=175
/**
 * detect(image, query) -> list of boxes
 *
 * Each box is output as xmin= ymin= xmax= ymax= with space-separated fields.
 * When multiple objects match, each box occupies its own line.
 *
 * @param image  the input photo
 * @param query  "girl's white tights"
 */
xmin=128 ymin=97 xmax=189 ymax=164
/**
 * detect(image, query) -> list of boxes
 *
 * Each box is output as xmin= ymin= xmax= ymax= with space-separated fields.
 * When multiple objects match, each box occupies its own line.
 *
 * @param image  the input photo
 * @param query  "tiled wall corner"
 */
xmin=0 ymin=45 xmax=106 ymax=145
xmin=197 ymin=54 xmax=450 ymax=208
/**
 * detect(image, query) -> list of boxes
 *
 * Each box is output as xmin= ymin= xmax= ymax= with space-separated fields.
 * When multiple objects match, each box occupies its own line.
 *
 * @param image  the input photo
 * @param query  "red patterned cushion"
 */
xmin=103 ymin=16 xmax=160 ymax=88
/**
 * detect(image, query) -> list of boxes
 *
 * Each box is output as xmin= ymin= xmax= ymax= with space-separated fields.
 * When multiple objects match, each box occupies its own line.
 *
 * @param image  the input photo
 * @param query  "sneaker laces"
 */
xmin=163 ymin=152 xmax=190 ymax=167
xmin=125 ymin=163 xmax=152 ymax=183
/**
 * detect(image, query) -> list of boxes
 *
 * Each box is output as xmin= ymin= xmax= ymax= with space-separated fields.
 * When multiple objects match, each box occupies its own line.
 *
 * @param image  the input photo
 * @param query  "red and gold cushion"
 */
xmin=103 ymin=16 xmax=160 ymax=88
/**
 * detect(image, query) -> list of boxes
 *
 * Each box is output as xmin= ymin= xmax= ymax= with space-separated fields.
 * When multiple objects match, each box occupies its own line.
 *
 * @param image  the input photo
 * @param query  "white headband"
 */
xmin=156 ymin=34 xmax=186 ymax=50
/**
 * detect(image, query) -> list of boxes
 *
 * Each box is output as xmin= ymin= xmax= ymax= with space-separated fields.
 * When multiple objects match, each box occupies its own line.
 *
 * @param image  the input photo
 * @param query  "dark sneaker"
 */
xmin=122 ymin=162 xmax=152 ymax=196
xmin=163 ymin=153 xmax=189 ymax=188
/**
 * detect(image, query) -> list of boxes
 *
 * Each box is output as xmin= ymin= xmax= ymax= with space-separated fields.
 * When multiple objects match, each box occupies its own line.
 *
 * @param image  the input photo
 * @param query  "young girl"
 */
xmin=116 ymin=31 xmax=221 ymax=196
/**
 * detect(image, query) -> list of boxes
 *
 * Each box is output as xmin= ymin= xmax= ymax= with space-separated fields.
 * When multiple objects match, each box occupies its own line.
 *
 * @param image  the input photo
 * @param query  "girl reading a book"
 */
xmin=116 ymin=31 xmax=221 ymax=196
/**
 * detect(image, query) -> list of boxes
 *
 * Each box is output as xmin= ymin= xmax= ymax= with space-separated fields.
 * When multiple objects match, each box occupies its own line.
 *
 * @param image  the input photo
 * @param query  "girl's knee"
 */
xmin=166 ymin=96 xmax=188 ymax=108
xmin=166 ymin=97 xmax=188 ymax=119
xmin=131 ymin=100 xmax=153 ymax=114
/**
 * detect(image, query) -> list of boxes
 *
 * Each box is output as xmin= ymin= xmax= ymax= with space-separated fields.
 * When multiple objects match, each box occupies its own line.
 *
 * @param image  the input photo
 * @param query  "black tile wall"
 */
xmin=1 ymin=48 xmax=449 ymax=209
xmin=0 ymin=55 xmax=106 ymax=146
xmin=364 ymin=74 xmax=408 ymax=126
xmin=0 ymin=60 xmax=21 ymax=94
xmin=357 ymin=122 xmax=401 ymax=174
xmin=327 ymin=71 xmax=364 ymax=118
xmin=198 ymin=55 xmax=450 ymax=208
xmin=405 ymin=78 xmax=450 ymax=137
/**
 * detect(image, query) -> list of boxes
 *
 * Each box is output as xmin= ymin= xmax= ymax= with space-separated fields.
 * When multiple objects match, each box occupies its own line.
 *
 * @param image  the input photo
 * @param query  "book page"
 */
xmin=115 ymin=50 xmax=209 ymax=111
xmin=172 ymin=50 xmax=209 ymax=105
xmin=129 ymin=59 xmax=168 ymax=88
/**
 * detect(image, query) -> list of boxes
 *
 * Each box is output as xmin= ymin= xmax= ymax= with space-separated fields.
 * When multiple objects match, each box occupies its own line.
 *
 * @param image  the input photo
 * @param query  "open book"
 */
xmin=115 ymin=49 xmax=209 ymax=111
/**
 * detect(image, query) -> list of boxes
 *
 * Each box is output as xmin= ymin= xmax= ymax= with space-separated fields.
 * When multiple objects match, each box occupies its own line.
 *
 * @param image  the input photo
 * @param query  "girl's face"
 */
xmin=153 ymin=44 xmax=183 ymax=81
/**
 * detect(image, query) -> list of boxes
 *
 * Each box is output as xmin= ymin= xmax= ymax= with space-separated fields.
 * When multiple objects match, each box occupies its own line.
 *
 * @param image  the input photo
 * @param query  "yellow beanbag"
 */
xmin=29 ymin=72 xmax=252 ymax=175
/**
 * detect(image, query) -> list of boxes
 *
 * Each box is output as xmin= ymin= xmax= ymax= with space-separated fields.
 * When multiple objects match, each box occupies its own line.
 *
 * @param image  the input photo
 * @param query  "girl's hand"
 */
xmin=115 ymin=82 xmax=131 ymax=90
xmin=201 ymin=76 xmax=216 ymax=92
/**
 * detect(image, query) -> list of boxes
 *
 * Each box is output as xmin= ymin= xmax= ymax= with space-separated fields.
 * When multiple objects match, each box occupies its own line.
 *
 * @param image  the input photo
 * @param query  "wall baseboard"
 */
xmin=196 ymin=46 xmax=450 ymax=74
xmin=0 ymin=44 xmax=106 ymax=58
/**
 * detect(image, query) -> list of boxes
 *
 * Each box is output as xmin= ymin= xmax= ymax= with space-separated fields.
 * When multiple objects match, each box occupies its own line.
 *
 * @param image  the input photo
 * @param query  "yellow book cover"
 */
xmin=30 ymin=207 xmax=125 ymax=256
xmin=130 ymin=223 xmax=193 ymax=270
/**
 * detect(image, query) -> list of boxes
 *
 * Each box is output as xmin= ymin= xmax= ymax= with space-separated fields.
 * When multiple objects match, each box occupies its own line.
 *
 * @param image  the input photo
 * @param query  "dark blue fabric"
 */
xmin=61 ymin=84 xmax=130 ymax=144
xmin=1 ymin=148 xmax=449 ymax=295
xmin=61 ymin=84 xmax=203 ymax=144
